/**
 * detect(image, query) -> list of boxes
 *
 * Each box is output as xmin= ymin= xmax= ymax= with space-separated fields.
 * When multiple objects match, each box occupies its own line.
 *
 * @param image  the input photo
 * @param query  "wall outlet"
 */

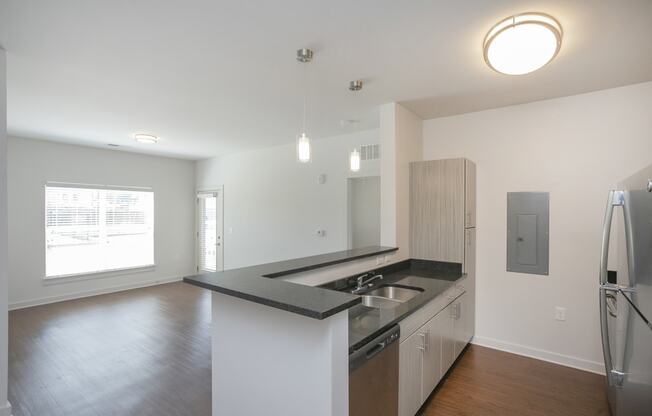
xmin=555 ymin=306 xmax=567 ymax=321
xmin=376 ymin=256 xmax=383 ymax=265
xmin=316 ymin=229 xmax=326 ymax=237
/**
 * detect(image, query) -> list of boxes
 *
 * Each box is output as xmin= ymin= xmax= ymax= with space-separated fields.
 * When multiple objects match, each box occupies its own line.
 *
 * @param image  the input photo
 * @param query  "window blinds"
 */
xmin=45 ymin=185 xmax=154 ymax=278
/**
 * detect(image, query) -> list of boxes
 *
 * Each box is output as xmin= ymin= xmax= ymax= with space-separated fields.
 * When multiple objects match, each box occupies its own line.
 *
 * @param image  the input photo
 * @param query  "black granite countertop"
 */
xmin=338 ymin=261 xmax=465 ymax=354
xmin=183 ymin=246 xmax=398 ymax=320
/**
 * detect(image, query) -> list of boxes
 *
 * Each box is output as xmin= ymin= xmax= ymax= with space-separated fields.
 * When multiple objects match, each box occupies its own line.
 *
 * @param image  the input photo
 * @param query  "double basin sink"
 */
xmin=359 ymin=280 xmax=424 ymax=309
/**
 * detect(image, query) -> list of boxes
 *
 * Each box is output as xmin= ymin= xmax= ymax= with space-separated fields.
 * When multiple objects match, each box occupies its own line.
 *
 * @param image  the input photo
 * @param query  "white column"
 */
xmin=0 ymin=47 xmax=12 ymax=416
xmin=379 ymin=103 xmax=398 ymax=249
xmin=379 ymin=103 xmax=423 ymax=260
xmin=211 ymin=292 xmax=348 ymax=416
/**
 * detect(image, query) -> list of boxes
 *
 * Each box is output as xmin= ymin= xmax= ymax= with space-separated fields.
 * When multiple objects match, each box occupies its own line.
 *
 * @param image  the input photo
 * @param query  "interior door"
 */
xmin=197 ymin=190 xmax=223 ymax=272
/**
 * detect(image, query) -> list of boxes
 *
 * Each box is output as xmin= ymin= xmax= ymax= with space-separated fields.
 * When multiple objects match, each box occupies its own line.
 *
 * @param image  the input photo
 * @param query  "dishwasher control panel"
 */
xmin=349 ymin=324 xmax=400 ymax=373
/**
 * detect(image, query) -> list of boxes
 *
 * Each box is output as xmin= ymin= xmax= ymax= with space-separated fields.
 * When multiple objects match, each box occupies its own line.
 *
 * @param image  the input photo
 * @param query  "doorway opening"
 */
xmin=347 ymin=176 xmax=381 ymax=249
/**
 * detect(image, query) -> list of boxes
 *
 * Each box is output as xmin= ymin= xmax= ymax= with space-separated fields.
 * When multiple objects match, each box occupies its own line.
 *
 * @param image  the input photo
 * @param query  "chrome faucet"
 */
xmin=351 ymin=273 xmax=383 ymax=294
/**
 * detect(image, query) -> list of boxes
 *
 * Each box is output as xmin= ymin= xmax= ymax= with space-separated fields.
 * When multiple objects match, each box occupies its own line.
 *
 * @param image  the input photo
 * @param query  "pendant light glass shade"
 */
xmin=349 ymin=148 xmax=361 ymax=172
xmin=297 ymin=133 xmax=311 ymax=163
xmin=483 ymin=13 xmax=562 ymax=75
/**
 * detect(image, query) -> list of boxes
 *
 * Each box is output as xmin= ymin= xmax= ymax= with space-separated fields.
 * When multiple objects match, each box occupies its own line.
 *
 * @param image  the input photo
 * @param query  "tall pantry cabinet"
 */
xmin=409 ymin=157 xmax=476 ymax=328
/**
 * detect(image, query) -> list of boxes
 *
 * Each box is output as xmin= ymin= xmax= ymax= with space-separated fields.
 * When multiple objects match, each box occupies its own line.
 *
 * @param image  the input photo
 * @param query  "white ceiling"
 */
xmin=1 ymin=1 xmax=651 ymax=160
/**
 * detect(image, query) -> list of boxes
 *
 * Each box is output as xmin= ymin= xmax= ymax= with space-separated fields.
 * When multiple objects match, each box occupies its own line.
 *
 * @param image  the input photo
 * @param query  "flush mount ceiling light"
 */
xmin=134 ymin=133 xmax=159 ymax=144
xmin=483 ymin=12 xmax=562 ymax=75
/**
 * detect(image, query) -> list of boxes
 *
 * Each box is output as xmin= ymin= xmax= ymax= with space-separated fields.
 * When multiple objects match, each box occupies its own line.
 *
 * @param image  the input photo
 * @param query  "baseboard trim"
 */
xmin=9 ymin=276 xmax=183 ymax=311
xmin=471 ymin=335 xmax=605 ymax=375
xmin=0 ymin=401 xmax=12 ymax=416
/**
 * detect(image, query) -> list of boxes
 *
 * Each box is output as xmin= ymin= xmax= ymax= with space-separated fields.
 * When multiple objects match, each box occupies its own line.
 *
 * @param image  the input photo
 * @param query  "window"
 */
xmin=45 ymin=184 xmax=154 ymax=278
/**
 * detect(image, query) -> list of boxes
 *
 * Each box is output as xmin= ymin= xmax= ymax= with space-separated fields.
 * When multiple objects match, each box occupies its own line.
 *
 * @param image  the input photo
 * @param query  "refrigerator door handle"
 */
xmin=600 ymin=286 xmax=616 ymax=385
xmin=599 ymin=190 xmax=628 ymax=388
xmin=600 ymin=286 xmax=625 ymax=387
xmin=600 ymin=190 xmax=624 ymax=285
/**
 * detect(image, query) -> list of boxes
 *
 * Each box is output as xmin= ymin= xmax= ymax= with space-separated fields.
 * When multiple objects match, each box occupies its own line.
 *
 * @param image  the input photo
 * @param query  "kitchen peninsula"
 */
xmin=184 ymin=246 xmax=472 ymax=416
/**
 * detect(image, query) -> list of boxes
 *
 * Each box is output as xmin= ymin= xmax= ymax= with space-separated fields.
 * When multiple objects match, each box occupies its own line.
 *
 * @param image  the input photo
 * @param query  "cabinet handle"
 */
xmin=418 ymin=332 xmax=428 ymax=351
xmin=451 ymin=303 xmax=461 ymax=320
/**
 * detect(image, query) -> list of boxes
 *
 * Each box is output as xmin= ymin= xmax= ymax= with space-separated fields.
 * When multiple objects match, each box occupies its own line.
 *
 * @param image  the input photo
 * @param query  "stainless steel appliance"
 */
xmin=600 ymin=164 xmax=652 ymax=416
xmin=349 ymin=324 xmax=400 ymax=416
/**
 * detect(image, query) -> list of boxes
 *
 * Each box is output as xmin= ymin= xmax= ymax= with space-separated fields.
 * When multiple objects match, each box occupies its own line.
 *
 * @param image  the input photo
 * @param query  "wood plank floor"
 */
xmin=420 ymin=345 xmax=610 ymax=416
xmin=9 ymin=282 xmax=212 ymax=416
xmin=9 ymin=282 xmax=609 ymax=416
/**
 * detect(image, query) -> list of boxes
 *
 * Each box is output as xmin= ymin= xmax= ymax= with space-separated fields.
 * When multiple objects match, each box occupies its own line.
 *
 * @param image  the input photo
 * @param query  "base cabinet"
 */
xmin=421 ymin=311 xmax=445 ymax=397
xmin=399 ymin=291 xmax=470 ymax=416
xmin=398 ymin=331 xmax=424 ymax=416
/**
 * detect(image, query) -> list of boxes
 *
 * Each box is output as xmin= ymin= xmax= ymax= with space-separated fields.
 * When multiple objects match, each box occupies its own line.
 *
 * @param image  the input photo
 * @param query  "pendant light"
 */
xmin=296 ymin=48 xmax=313 ymax=163
xmin=349 ymin=148 xmax=361 ymax=172
xmin=347 ymin=80 xmax=364 ymax=172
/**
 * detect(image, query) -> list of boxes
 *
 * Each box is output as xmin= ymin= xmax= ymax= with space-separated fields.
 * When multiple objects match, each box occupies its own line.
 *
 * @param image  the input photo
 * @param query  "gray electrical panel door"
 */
xmin=507 ymin=192 xmax=549 ymax=275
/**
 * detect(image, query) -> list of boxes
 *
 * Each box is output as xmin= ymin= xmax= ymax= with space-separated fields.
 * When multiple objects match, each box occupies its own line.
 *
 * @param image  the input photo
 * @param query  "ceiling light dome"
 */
xmin=483 ymin=13 xmax=562 ymax=75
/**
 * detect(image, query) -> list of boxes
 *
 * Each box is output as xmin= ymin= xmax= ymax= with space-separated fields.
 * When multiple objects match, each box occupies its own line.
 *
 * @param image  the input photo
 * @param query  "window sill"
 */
xmin=43 ymin=265 xmax=156 ymax=285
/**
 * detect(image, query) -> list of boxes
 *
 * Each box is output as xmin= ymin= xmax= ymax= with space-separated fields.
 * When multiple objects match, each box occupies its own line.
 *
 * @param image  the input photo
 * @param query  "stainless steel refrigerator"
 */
xmin=600 ymin=164 xmax=652 ymax=416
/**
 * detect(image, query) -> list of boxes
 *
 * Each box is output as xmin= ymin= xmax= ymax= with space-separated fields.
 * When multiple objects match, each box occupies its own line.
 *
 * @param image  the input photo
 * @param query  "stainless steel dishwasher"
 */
xmin=349 ymin=324 xmax=400 ymax=416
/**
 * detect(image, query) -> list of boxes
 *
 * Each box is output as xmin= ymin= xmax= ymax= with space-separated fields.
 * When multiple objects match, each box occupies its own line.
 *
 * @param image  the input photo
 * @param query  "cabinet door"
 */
xmin=465 ymin=159 xmax=476 ymax=228
xmin=463 ymin=228 xmax=476 ymax=336
xmin=440 ymin=303 xmax=456 ymax=375
xmin=463 ymin=227 xmax=476 ymax=275
xmin=453 ymin=293 xmax=470 ymax=359
xmin=399 ymin=331 xmax=424 ymax=416
xmin=410 ymin=159 xmax=465 ymax=263
xmin=462 ymin=291 xmax=473 ymax=346
xmin=421 ymin=312 xmax=444 ymax=400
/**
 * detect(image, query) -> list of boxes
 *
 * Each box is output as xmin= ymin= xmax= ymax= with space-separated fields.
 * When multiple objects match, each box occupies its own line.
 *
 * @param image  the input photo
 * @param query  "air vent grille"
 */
xmin=360 ymin=144 xmax=380 ymax=161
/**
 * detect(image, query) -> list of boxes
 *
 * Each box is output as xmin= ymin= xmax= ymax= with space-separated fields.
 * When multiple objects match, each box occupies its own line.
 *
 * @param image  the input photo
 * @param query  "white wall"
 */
xmin=196 ymin=129 xmax=380 ymax=270
xmin=422 ymin=81 xmax=652 ymax=373
xmin=7 ymin=137 xmax=196 ymax=309
xmin=0 ymin=47 xmax=11 ymax=416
